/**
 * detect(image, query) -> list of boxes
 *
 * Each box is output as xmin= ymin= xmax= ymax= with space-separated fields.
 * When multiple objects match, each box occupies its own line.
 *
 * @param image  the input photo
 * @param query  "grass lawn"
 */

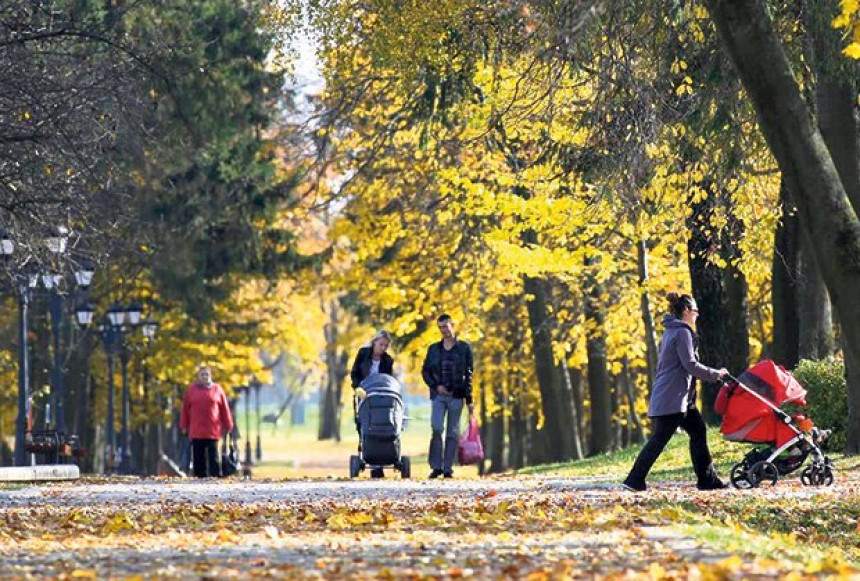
xmin=242 ymin=400 xmax=480 ymax=479
xmin=521 ymin=426 xmax=860 ymax=481
xmin=526 ymin=429 xmax=860 ymax=567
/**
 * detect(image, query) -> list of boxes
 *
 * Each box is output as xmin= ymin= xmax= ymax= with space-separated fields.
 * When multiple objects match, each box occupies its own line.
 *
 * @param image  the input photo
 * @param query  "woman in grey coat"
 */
xmin=623 ymin=292 xmax=729 ymax=491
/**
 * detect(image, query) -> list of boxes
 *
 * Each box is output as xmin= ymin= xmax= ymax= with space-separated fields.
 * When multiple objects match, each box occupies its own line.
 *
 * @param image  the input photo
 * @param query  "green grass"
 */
xmin=517 ymin=428 xmax=860 ymax=566
xmin=239 ymin=401 xmax=480 ymax=479
xmin=518 ymin=426 xmax=859 ymax=482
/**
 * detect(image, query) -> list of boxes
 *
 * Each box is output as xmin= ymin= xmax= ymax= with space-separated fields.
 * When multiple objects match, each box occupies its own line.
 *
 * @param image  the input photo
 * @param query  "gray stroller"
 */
xmin=350 ymin=374 xmax=410 ymax=478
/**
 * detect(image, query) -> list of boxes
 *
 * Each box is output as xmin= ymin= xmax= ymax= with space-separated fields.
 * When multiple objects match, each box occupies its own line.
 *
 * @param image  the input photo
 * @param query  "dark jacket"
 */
xmin=648 ymin=315 xmax=721 ymax=417
xmin=421 ymin=339 xmax=473 ymax=404
xmin=350 ymin=346 xmax=394 ymax=388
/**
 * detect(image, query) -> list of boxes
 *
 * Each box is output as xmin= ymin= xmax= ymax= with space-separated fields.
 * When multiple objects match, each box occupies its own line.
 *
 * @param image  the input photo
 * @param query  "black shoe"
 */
xmin=370 ymin=468 xmax=384 ymax=478
xmin=428 ymin=469 xmax=443 ymax=479
xmin=697 ymin=479 xmax=728 ymax=490
xmin=622 ymin=478 xmax=646 ymax=492
xmin=443 ymin=471 xmax=453 ymax=478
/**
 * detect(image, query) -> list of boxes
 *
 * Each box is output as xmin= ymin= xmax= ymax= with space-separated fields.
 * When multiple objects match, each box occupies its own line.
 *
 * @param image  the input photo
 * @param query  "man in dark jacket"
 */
xmin=422 ymin=314 xmax=474 ymax=478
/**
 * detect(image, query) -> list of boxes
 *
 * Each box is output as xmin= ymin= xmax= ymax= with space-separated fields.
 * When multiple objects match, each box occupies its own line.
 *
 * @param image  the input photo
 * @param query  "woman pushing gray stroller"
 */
xmin=349 ymin=330 xmax=410 ymax=479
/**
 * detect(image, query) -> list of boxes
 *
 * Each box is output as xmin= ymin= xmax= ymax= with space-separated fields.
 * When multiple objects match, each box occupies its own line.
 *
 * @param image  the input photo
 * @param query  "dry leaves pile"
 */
xmin=0 ymin=475 xmax=857 ymax=580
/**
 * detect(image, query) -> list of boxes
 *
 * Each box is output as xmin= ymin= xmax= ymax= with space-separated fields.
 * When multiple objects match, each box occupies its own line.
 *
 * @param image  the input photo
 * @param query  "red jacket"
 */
xmin=180 ymin=382 xmax=234 ymax=440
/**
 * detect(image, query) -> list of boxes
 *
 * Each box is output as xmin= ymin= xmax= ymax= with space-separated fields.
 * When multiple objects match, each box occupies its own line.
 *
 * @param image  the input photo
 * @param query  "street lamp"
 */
xmin=141 ymin=318 xmax=159 ymax=340
xmin=75 ymin=302 xmax=95 ymax=328
xmin=1 ymin=230 xmax=29 ymax=468
xmin=2 ymin=226 xmax=85 ymax=466
xmin=78 ymin=301 xmax=157 ymax=474
xmin=0 ymin=230 xmax=14 ymax=256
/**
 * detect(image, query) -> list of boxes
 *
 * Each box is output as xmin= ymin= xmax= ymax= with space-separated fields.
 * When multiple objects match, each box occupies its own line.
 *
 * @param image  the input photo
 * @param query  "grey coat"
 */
xmin=648 ymin=315 xmax=721 ymax=417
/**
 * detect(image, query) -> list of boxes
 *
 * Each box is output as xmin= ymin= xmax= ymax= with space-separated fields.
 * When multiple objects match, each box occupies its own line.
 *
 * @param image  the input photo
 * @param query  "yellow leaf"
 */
xmin=101 ymin=512 xmax=137 ymax=534
xmin=648 ymin=562 xmax=667 ymax=579
xmin=214 ymin=528 xmax=240 ymax=543
xmin=70 ymin=570 xmax=97 ymax=579
xmin=842 ymin=42 xmax=860 ymax=59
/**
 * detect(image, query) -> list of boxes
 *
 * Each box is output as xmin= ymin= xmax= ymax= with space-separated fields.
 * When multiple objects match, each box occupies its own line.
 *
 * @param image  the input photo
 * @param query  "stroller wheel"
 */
xmin=730 ymin=463 xmax=752 ymax=489
xmin=349 ymin=455 xmax=362 ymax=479
xmin=805 ymin=464 xmax=835 ymax=486
xmin=399 ymin=456 xmax=411 ymax=479
xmin=748 ymin=461 xmax=779 ymax=488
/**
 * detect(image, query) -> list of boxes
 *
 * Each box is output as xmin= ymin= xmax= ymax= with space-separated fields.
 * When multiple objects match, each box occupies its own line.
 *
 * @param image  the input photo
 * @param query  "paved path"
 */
xmin=0 ymin=476 xmax=848 ymax=579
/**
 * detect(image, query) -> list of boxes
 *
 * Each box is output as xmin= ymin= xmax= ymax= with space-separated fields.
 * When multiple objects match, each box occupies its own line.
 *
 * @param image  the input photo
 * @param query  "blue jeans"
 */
xmin=429 ymin=395 xmax=464 ymax=472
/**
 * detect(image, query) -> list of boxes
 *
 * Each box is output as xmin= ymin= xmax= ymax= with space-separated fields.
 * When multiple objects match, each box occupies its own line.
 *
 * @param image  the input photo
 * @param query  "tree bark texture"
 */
xmin=583 ymin=262 xmax=613 ymax=455
xmin=637 ymin=238 xmax=659 ymax=396
xmin=523 ymin=274 xmax=576 ymax=461
xmin=770 ymin=179 xmax=801 ymax=368
xmin=797 ymin=242 xmax=835 ymax=359
xmin=704 ymin=0 xmax=860 ymax=452
xmin=560 ymin=359 xmax=585 ymax=459
xmin=806 ymin=0 xmax=860 ymax=213
xmin=319 ymin=300 xmax=348 ymax=441
xmin=507 ymin=373 xmax=526 ymax=469
xmin=686 ymin=185 xmax=750 ymax=423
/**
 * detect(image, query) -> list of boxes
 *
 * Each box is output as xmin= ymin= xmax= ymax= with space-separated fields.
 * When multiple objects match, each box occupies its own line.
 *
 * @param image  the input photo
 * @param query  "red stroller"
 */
xmin=715 ymin=360 xmax=833 ymax=488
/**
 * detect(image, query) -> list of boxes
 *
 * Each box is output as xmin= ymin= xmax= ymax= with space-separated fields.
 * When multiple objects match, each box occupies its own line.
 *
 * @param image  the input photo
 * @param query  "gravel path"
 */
xmin=0 ymin=476 xmax=848 ymax=579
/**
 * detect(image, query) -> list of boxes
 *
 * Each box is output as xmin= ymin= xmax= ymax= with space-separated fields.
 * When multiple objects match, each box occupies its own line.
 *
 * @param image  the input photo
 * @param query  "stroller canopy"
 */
xmin=717 ymin=360 xmax=807 ymax=446
xmin=737 ymin=360 xmax=807 ymax=407
xmin=359 ymin=373 xmax=402 ymax=395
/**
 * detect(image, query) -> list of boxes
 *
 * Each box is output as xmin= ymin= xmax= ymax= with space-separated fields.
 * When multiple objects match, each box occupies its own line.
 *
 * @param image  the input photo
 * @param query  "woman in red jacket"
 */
xmin=180 ymin=366 xmax=234 ymax=477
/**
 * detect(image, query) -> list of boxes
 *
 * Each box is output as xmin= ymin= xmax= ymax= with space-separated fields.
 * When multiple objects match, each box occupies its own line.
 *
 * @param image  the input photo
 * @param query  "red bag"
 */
xmin=458 ymin=415 xmax=484 ymax=465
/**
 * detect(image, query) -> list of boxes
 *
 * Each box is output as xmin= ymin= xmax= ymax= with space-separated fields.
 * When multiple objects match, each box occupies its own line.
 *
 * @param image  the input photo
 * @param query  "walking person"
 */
xmin=350 ymin=329 xmax=395 ymax=478
xmin=180 ymin=366 xmax=234 ymax=478
xmin=422 ymin=314 xmax=474 ymax=478
xmin=623 ymin=292 xmax=729 ymax=491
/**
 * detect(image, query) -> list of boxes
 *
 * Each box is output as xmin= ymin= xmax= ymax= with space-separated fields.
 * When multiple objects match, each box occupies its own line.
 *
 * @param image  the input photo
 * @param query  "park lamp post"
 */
xmin=113 ymin=301 xmax=141 ymax=475
xmin=0 ymin=229 xmax=30 ymax=467
xmin=77 ymin=301 xmax=155 ymax=474
xmin=2 ymin=226 xmax=90 ymax=466
xmin=44 ymin=248 xmax=94 ymax=436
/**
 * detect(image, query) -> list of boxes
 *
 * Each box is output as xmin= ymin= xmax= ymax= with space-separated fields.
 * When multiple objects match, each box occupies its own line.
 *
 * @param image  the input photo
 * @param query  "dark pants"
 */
xmin=625 ymin=407 xmax=719 ymax=486
xmin=191 ymin=439 xmax=220 ymax=478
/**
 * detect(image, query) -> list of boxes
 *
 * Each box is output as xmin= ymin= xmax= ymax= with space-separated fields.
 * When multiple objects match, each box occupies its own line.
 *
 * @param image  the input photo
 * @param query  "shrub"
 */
xmin=792 ymin=358 xmax=847 ymax=451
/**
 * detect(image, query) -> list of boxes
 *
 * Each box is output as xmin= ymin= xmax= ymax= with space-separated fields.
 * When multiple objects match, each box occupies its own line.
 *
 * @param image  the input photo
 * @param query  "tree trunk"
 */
xmin=637 ymin=238 xmax=658 ymax=395
xmin=703 ymin=0 xmax=860 ymax=452
xmin=560 ymin=359 xmax=584 ymax=459
xmin=507 ymin=372 xmax=526 ymax=470
xmin=523 ymin=274 xmax=576 ymax=461
xmin=797 ymin=242 xmax=834 ymax=359
xmin=567 ymin=364 xmax=587 ymax=448
xmin=687 ymin=183 xmax=750 ymax=423
xmin=807 ymin=0 xmax=860 ymax=213
xmin=319 ymin=299 xmax=348 ymax=441
xmin=485 ymin=380 xmax=506 ymax=474
xmin=771 ymin=179 xmax=801 ymax=368
xmin=584 ymin=261 xmax=613 ymax=455
xmin=622 ymin=356 xmax=645 ymax=444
